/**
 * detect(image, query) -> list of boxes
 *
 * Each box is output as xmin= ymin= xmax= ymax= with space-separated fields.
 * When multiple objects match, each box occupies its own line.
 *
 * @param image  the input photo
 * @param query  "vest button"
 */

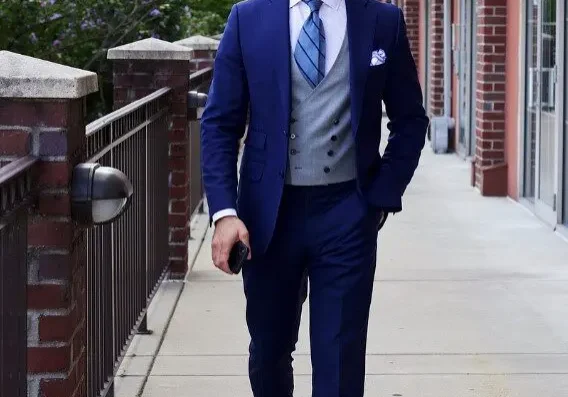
xmin=324 ymin=166 xmax=331 ymax=174
xmin=327 ymin=150 xmax=334 ymax=157
xmin=290 ymin=134 xmax=297 ymax=140
xmin=331 ymin=135 xmax=338 ymax=142
xmin=291 ymin=117 xmax=297 ymax=124
xmin=290 ymin=149 xmax=298 ymax=155
xmin=333 ymin=118 xmax=340 ymax=125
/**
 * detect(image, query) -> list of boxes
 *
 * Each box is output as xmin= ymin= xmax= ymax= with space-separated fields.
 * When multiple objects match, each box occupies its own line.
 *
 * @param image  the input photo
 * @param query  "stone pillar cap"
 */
xmin=107 ymin=38 xmax=193 ymax=60
xmin=0 ymin=51 xmax=98 ymax=99
xmin=174 ymin=35 xmax=220 ymax=50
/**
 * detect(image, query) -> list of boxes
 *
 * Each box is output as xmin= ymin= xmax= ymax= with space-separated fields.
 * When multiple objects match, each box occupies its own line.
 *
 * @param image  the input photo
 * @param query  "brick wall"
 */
xmin=401 ymin=0 xmax=420 ymax=64
xmin=473 ymin=0 xmax=508 ymax=195
xmin=428 ymin=0 xmax=445 ymax=117
xmin=189 ymin=49 xmax=216 ymax=74
xmin=0 ymin=97 xmax=89 ymax=397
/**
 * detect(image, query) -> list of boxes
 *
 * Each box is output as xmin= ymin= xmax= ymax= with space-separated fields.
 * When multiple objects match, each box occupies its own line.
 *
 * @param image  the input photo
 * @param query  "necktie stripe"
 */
xmin=295 ymin=41 xmax=324 ymax=78
xmin=300 ymin=26 xmax=325 ymax=59
xmin=294 ymin=0 xmax=326 ymax=88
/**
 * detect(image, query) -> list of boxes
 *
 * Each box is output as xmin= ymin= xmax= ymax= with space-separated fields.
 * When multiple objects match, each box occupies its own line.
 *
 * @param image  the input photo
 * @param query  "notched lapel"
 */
xmin=347 ymin=0 xmax=379 ymax=137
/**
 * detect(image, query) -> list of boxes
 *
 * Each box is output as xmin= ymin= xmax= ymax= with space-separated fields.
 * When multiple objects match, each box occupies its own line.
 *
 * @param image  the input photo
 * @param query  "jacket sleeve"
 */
xmin=200 ymin=4 xmax=249 ymax=219
xmin=368 ymin=8 xmax=429 ymax=213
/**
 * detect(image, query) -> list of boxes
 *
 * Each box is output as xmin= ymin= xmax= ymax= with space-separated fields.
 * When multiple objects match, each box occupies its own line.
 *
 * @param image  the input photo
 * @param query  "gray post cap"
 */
xmin=0 ymin=51 xmax=98 ymax=99
xmin=174 ymin=35 xmax=220 ymax=50
xmin=107 ymin=38 xmax=193 ymax=61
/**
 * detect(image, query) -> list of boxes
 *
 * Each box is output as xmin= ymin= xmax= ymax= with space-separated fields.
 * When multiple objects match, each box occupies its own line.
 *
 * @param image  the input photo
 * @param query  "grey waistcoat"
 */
xmin=286 ymin=32 xmax=357 ymax=186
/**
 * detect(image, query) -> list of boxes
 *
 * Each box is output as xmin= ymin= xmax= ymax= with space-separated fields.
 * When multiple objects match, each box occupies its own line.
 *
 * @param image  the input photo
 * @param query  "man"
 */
xmin=201 ymin=0 xmax=428 ymax=395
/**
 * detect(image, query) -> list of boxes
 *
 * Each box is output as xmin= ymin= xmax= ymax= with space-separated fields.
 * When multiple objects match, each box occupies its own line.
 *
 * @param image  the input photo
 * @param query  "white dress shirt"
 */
xmin=212 ymin=0 xmax=347 ymax=224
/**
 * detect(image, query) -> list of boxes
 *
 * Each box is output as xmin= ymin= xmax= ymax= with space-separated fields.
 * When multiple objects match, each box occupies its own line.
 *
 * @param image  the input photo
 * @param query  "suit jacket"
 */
xmin=201 ymin=0 xmax=429 ymax=255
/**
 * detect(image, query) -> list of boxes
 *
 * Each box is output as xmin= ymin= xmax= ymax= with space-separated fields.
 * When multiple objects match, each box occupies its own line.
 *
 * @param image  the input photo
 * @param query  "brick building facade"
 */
xmin=399 ymin=0 xmax=568 ymax=236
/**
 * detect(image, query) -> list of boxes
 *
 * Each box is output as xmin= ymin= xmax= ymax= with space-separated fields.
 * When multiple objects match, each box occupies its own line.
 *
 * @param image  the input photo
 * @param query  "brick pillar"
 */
xmin=108 ymin=38 xmax=193 ymax=275
xmin=428 ymin=0 xmax=445 ymax=117
xmin=401 ymin=0 xmax=420 ymax=63
xmin=0 ymin=51 xmax=98 ymax=397
xmin=473 ymin=0 xmax=508 ymax=196
xmin=174 ymin=35 xmax=219 ymax=73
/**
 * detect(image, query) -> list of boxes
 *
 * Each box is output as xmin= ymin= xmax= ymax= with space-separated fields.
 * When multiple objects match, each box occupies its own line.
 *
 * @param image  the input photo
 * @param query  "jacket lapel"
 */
xmin=347 ymin=0 xmax=378 ymax=137
xmin=268 ymin=0 xmax=292 ymax=124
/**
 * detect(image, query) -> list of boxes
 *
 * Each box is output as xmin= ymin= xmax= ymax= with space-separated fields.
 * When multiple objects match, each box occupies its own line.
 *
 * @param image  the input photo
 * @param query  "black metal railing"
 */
xmin=0 ymin=156 xmax=38 ymax=397
xmin=84 ymin=88 xmax=170 ymax=397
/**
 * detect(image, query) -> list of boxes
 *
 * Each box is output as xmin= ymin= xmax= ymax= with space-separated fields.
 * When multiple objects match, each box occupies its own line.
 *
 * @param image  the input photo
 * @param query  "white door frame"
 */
xmin=519 ymin=0 xmax=562 ymax=228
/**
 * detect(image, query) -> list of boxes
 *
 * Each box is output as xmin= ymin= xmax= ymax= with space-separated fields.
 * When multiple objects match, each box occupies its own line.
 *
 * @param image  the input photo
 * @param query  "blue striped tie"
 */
xmin=294 ymin=0 xmax=326 ymax=89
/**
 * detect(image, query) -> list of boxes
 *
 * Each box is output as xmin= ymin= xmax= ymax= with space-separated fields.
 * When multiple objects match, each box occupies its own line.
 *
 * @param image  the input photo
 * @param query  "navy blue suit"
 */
xmin=201 ymin=0 xmax=428 ymax=395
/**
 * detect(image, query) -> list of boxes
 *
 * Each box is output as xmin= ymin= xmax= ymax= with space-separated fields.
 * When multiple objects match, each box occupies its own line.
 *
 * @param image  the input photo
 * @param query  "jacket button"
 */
xmin=327 ymin=150 xmax=334 ymax=157
xmin=324 ymin=166 xmax=331 ymax=174
xmin=331 ymin=135 xmax=338 ymax=142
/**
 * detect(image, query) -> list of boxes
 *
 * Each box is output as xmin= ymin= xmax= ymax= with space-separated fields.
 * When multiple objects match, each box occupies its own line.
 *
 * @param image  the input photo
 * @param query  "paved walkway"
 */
xmin=124 ymin=141 xmax=568 ymax=397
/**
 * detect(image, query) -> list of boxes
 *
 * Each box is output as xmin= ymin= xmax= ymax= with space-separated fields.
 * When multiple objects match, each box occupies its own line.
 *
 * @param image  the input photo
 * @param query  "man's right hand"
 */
xmin=212 ymin=216 xmax=251 ymax=274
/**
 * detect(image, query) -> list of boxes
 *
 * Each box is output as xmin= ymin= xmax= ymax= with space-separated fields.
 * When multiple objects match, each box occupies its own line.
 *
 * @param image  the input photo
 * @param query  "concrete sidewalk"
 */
xmin=133 ymin=145 xmax=568 ymax=397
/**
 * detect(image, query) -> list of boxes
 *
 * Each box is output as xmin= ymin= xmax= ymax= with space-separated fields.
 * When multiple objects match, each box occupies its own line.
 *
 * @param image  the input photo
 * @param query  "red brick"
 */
xmin=29 ymin=220 xmax=73 ymax=248
xmin=170 ymin=171 xmax=188 ymax=187
xmin=38 ymin=161 xmax=71 ymax=189
xmin=169 ymin=143 xmax=188 ymax=157
xmin=28 ymin=346 xmax=71 ymax=373
xmin=38 ymin=193 xmax=71 ymax=216
xmin=28 ymin=284 xmax=69 ymax=309
xmin=170 ymin=199 xmax=187 ymax=213
xmin=170 ymin=244 xmax=187 ymax=258
xmin=0 ymin=129 xmax=30 ymax=155
xmin=169 ymin=157 xmax=187 ymax=170
xmin=169 ymin=186 xmax=188 ymax=198
xmin=39 ymin=314 xmax=73 ymax=342
xmin=169 ymin=129 xmax=188 ymax=142
xmin=169 ymin=258 xmax=188 ymax=274
xmin=170 ymin=227 xmax=188 ymax=243
xmin=0 ymin=99 xmax=74 ymax=128
xmin=155 ymin=74 xmax=190 ymax=88
xmin=169 ymin=213 xmax=189 ymax=228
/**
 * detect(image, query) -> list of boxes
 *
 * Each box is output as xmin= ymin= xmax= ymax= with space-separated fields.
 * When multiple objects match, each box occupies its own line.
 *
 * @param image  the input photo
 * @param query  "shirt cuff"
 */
xmin=212 ymin=208 xmax=237 ymax=224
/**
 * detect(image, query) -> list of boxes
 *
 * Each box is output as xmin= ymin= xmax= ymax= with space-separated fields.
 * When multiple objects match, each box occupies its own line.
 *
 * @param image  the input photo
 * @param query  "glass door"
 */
xmin=524 ymin=0 xmax=559 ymax=226
xmin=457 ymin=0 xmax=476 ymax=157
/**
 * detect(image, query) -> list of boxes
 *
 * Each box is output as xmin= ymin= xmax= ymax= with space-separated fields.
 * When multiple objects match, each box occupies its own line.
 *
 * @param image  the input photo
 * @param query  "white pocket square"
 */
xmin=370 ymin=49 xmax=387 ymax=66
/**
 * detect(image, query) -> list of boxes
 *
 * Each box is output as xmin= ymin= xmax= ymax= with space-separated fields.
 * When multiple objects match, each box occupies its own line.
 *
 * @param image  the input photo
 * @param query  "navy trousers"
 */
xmin=242 ymin=181 xmax=381 ymax=397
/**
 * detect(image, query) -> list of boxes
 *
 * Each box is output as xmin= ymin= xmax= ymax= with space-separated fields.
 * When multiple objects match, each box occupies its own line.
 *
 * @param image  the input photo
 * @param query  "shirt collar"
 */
xmin=290 ymin=0 xmax=341 ymax=10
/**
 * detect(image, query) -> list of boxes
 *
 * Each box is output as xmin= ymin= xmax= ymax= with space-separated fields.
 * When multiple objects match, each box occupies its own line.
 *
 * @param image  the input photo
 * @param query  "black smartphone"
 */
xmin=228 ymin=241 xmax=250 ymax=274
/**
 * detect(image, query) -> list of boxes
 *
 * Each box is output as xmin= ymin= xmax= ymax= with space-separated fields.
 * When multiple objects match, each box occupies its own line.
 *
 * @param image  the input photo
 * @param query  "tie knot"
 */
xmin=304 ymin=0 xmax=323 ymax=12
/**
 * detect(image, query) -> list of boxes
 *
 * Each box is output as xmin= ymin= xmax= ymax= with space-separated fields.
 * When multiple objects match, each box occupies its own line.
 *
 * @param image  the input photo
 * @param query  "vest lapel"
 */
xmin=347 ymin=0 xmax=378 ymax=137
xmin=269 ymin=0 xmax=292 ymax=125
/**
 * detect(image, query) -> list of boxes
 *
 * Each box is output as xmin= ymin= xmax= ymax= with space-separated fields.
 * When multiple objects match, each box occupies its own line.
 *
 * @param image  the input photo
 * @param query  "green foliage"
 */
xmin=187 ymin=0 xmax=235 ymax=35
xmin=0 ymin=0 xmax=192 ymax=119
